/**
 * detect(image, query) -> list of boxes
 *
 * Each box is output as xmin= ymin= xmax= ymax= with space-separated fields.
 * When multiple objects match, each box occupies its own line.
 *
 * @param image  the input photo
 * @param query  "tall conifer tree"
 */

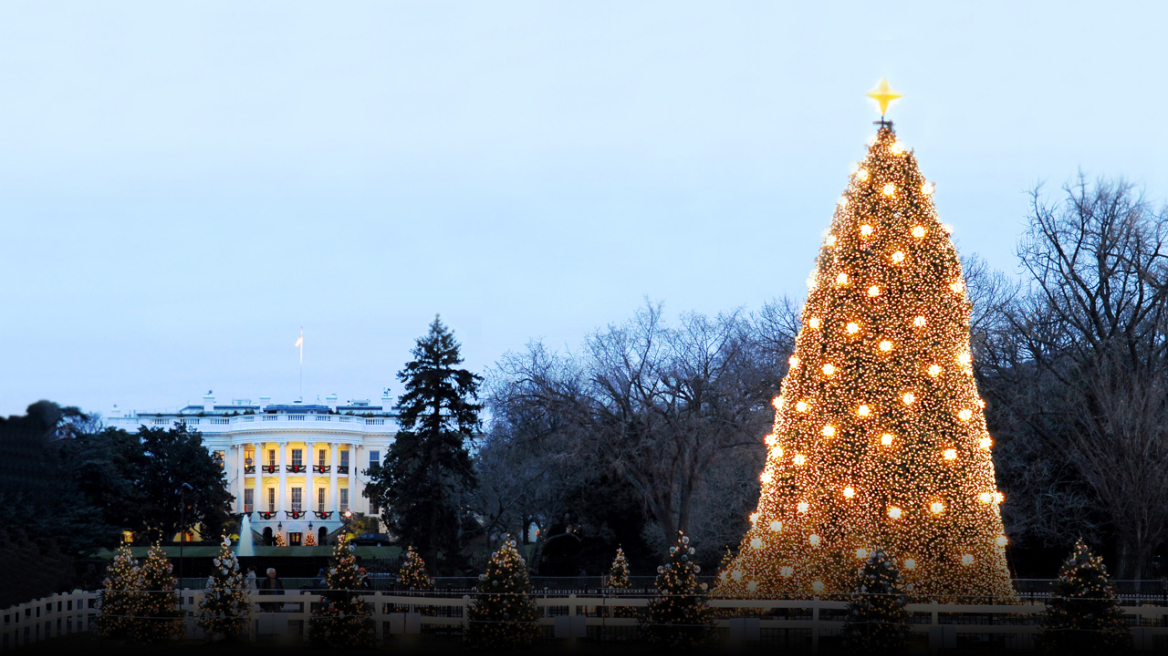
xmin=364 ymin=316 xmax=482 ymax=573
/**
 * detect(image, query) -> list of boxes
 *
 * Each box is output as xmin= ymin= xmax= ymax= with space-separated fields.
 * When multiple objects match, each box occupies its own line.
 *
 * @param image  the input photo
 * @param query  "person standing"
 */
xmin=245 ymin=566 xmax=258 ymax=591
xmin=257 ymin=567 xmax=284 ymax=611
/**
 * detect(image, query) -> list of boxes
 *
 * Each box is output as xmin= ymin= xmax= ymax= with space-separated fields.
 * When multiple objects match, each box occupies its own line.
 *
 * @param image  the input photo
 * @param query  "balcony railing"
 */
xmin=313 ymin=465 xmax=331 ymax=473
xmin=313 ymin=511 xmax=334 ymax=520
xmin=104 ymin=413 xmax=396 ymax=433
xmin=243 ymin=504 xmax=254 ymax=514
xmin=286 ymin=510 xmax=307 ymax=519
xmin=286 ymin=464 xmax=306 ymax=473
xmin=337 ymin=466 xmax=350 ymax=475
xmin=262 ymin=465 xmax=278 ymax=474
xmin=244 ymin=465 xmax=255 ymax=474
xmin=258 ymin=511 xmax=278 ymax=520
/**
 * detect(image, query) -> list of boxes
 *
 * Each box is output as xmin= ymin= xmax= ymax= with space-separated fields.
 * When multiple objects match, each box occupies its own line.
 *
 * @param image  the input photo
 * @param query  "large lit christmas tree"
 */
xmin=97 ymin=542 xmax=140 ymax=639
xmin=718 ymin=81 xmax=1014 ymax=601
xmin=197 ymin=537 xmax=251 ymax=641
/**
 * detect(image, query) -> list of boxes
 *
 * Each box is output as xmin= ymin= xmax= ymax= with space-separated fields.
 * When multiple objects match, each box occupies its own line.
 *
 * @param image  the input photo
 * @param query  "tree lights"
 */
xmin=197 ymin=537 xmax=251 ymax=641
xmin=467 ymin=539 xmax=540 ymax=649
xmin=717 ymin=119 xmax=1015 ymax=601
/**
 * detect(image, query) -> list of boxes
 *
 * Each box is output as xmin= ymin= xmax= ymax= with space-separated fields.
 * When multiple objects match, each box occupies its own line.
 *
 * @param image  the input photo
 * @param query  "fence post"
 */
xmin=811 ymin=598 xmax=819 ymax=653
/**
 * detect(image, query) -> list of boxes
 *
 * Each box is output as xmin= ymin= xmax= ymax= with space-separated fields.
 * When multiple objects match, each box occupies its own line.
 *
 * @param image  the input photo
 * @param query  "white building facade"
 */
xmin=105 ymin=393 xmax=397 ymax=547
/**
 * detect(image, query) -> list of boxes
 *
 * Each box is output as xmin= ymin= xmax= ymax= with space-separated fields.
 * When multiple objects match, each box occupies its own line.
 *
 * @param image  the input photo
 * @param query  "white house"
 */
xmin=105 ymin=392 xmax=396 ymax=547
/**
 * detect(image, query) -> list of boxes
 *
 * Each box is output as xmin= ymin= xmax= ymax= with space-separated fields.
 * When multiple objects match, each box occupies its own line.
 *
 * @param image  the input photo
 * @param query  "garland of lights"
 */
xmin=718 ymin=118 xmax=1015 ymax=602
xmin=197 ymin=536 xmax=252 ymax=640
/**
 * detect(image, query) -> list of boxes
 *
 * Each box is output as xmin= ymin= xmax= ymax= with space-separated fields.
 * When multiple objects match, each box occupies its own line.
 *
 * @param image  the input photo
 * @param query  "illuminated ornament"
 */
xmin=996 ymin=536 xmax=1008 ymax=547
xmin=826 ymin=234 xmax=838 ymax=246
xmin=789 ymin=355 xmax=801 ymax=368
xmin=836 ymin=272 xmax=850 ymax=286
xmin=781 ymin=566 xmax=794 ymax=577
xmin=811 ymin=580 xmax=825 ymax=592
xmin=922 ymin=182 xmax=935 ymax=196
xmin=928 ymin=364 xmax=942 ymax=377
xmin=842 ymin=486 xmax=855 ymax=499
xmin=856 ymin=404 xmax=871 ymax=418
xmin=821 ymin=424 xmax=836 ymax=437
xmin=797 ymin=502 xmax=810 ymax=514
xmin=866 ymin=77 xmax=903 ymax=116
xmin=770 ymin=521 xmax=782 ymax=532
xmin=732 ymin=570 xmax=743 ymax=582
xmin=856 ymin=169 xmax=869 ymax=182
xmin=808 ymin=317 xmax=821 ymax=329
xmin=891 ymin=250 xmax=906 ymax=264
xmin=764 ymin=433 xmax=777 ymax=446
xmin=838 ymin=196 xmax=848 ymax=208
xmin=930 ymin=502 xmax=945 ymax=515
xmin=822 ymin=363 xmax=836 ymax=377
xmin=978 ymin=399 xmax=986 ymax=409
xmin=846 ymin=322 xmax=860 ymax=334
xmin=772 ymin=396 xmax=783 ymax=409
xmin=958 ymin=409 xmax=973 ymax=421
xmin=979 ymin=437 xmax=993 ymax=450
xmin=849 ymin=163 xmax=860 ymax=174
xmin=961 ymin=554 xmax=974 ymax=566
xmin=793 ymin=454 xmax=807 ymax=466
xmin=913 ymin=315 xmax=927 ymax=328
xmin=808 ymin=535 xmax=820 ymax=546
xmin=904 ymin=559 xmax=917 ymax=570
xmin=880 ymin=433 xmax=894 ymax=446
xmin=807 ymin=275 xmax=818 ymax=290
xmin=856 ymin=548 xmax=869 ymax=559
xmin=957 ymin=351 xmax=972 ymax=365
xmin=747 ymin=581 xmax=758 ymax=591
xmin=868 ymin=285 xmax=881 ymax=297
xmin=882 ymin=183 xmax=895 ymax=196
xmin=860 ymin=224 xmax=874 ymax=237
xmin=912 ymin=225 xmax=927 ymax=238
xmin=879 ymin=340 xmax=893 ymax=352
xmin=760 ymin=472 xmax=773 ymax=483
xmin=775 ymin=447 xmax=783 ymax=457
xmin=887 ymin=506 xmax=902 ymax=519
xmin=795 ymin=401 xmax=810 ymax=413
xmin=890 ymin=140 xmax=906 ymax=155
xmin=993 ymin=492 xmax=1005 ymax=504
xmin=950 ymin=281 xmax=965 ymax=294
xmin=943 ymin=449 xmax=958 ymax=461
xmin=902 ymin=392 xmax=916 ymax=405
xmin=750 ymin=512 xmax=759 ymax=523
xmin=750 ymin=538 xmax=763 ymax=550
xmin=978 ymin=493 xmax=993 ymax=504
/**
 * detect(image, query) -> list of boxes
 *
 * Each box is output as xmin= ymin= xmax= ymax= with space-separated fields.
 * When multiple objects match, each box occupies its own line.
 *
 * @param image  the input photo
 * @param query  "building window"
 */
xmin=318 ymin=487 xmax=326 ymax=509
xmin=244 ymin=489 xmax=254 ymax=514
xmin=369 ymin=450 xmax=380 ymax=468
xmin=291 ymin=488 xmax=302 ymax=512
xmin=267 ymin=488 xmax=276 ymax=512
xmin=289 ymin=533 xmax=302 ymax=546
xmin=340 ymin=489 xmax=349 ymax=513
xmin=370 ymin=499 xmax=379 ymax=515
xmin=340 ymin=450 xmax=350 ymax=468
xmin=212 ymin=451 xmax=225 ymax=468
xmin=267 ymin=449 xmax=276 ymax=467
xmin=318 ymin=449 xmax=327 ymax=467
xmin=291 ymin=449 xmax=303 ymax=467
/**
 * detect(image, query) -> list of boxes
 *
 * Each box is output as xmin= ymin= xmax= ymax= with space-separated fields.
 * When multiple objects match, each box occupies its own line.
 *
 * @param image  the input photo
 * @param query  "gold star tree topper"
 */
xmin=866 ymin=78 xmax=903 ymax=117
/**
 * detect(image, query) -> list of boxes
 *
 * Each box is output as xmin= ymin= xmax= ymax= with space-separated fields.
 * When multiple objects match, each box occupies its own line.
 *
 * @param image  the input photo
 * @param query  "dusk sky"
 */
xmin=1 ymin=2 xmax=1165 ymax=418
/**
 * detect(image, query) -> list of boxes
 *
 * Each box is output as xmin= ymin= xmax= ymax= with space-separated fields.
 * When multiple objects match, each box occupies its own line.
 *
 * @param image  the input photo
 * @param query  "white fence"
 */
xmin=4 ymin=589 xmax=1167 ymax=652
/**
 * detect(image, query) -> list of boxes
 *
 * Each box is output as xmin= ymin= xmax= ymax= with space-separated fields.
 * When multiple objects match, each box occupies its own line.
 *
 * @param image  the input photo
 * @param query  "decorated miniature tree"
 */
xmin=304 ymin=531 xmax=317 ymax=547
xmin=719 ymin=82 xmax=1014 ymax=601
xmin=467 ymin=538 xmax=540 ymax=650
xmin=308 ymin=537 xmax=375 ymax=648
xmin=398 ymin=546 xmax=433 ymax=590
xmin=841 ymin=549 xmax=911 ymax=654
xmin=608 ymin=547 xmax=631 ymax=589
xmin=197 ymin=537 xmax=251 ymax=641
xmin=97 ymin=542 xmax=141 ymax=639
xmin=274 ymin=532 xmax=287 ymax=547
xmin=132 ymin=543 xmax=184 ymax=642
xmin=642 ymin=533 xmax=712 ymax=650
xmin=1039 ymin=540 xmax=1129 ymax=654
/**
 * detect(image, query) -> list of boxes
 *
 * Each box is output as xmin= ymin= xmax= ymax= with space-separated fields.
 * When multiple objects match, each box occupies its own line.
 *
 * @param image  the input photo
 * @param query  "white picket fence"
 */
xmin=3 ymin=588 xmax=1167 ymax=652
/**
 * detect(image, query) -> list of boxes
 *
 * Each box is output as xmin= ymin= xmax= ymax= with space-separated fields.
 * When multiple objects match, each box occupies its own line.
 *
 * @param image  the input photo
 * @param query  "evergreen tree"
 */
xmin=642 ymin=533 xmax=712 ymax=650
xmin=97 ymin=542 xmax=141 ymax=639
xmin=608 ymin=547 xmax=630 ymax=589
xmin=841 ymin=549 xmax=911 ymax=655
xmin=364 ymin=316 xmax=482 ymax=572
xmin=1039 ymin=540 xmax=1130 ymax=655
xmin=467 ymin=538 xmax=540 ymax=650
xmin=304 ymin=531 xmax=317 ymax=546
xmin=197 ymin=537 xmax=251 ymax=641
xmin=132 ymin=543 xmax=184 ymax=643
xmin=398 ymin=545 xmax=433 ymax=590
xmin=308 ymin=537 xmax=375 ymax=648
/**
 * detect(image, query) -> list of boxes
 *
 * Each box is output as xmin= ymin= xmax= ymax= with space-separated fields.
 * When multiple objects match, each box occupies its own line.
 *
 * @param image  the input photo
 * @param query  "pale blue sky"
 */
xmin=1 ymin=1 xmax=1165 ymax=417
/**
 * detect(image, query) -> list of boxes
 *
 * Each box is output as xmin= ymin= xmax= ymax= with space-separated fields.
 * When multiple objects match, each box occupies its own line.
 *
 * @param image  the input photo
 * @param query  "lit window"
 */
xmin=809 ymin=535 xmax=821 ymax=546
xmin=749 ymin=512 xmax=759 ymax=523
xmin=856 ymin=547 xmax=869 ymax=558
xmin=750 ymin=538 xmax=763 ymax=550
xmin=961 ymin=554 xmax=974 ymax=566
xmin=812 ymin=580 xmax=825 ymax=591
xmin=996 ymin=536 xmax=1008 ymax=547
xmin=770 ymin=521 xmax=782 ymax=532
xmin=904 ymin=559 xmax=917 ymax=570
xmin=781 ymin=566 xmax=793 ymax=577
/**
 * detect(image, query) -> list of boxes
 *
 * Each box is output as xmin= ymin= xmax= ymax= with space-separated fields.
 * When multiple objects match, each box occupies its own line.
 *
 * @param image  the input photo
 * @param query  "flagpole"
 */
xmin=299 ymin=327 xmax=304 ymax=402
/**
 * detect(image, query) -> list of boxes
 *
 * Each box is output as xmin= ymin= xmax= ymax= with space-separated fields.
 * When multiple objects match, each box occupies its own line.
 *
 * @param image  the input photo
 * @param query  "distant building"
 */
xmin=106 ymin=392 xmax=395 ymax=547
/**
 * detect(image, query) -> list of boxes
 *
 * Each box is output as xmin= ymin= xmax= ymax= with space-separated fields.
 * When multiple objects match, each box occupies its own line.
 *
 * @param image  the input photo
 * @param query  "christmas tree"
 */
xmin=1039 ymin=540 xmax=1129 ymax=654
xmin=642 ymin=533 xmax=712 ymax=650
xmin=398 ymin=545 xmax=433 ymax=590
xmin=841 ymin=549 xmax=911 ymax=654
xmin=607 ymin=547 xmax=631 ymax=589
xmin=132 ymin=543 xmax=184 ymax=643
xmin=274 ymin=532 xmax=287 ymax=547
xmin=308 ymin=537 xmax=375 ymax=648
xmin=304 ymin=531 xmax=317 ymax=547
xmin=466 ymin=538 xmax=540 ymax=650
xmin=719 ymin=82 xmax=1014 ymax=601
xmin=97 ymin=542 xmax=141 ymax=639
xmin=197 ymin=537 xmax=251 ymax=641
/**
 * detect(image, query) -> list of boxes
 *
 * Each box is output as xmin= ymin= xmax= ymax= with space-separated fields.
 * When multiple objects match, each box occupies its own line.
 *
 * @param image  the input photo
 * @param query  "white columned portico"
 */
xmin=277 ymin=442 xmax=287 ymax=515
xmin=329 ymin=443 xmax=339 ymax=513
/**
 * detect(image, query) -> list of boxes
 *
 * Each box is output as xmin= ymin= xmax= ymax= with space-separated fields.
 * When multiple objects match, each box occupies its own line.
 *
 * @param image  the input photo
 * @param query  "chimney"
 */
xmin=203 ymin=392 xmax=215 ymax=413
xmin=109 ymin=404 xmax=122 ymax=418
xmin=259 ymin=395 xmax=271 ymax=411
xmin=326 ymin=394 xmax=338 ymax=412
xmin=381 ymin=390 xmax=393 ymax=414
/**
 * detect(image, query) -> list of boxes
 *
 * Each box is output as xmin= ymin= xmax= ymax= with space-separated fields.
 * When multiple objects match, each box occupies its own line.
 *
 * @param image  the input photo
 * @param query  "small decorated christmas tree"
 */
xmin=1039 ymin=540 xmax=1129 ymax=655
xmin=97 ymin=542 xmax=141 ymax=639
xmin=197 ymin=537 xmax=251 ymax=641
xmin=274 ymin=532 xmax=287 ymax=547
xmin=642 ymin=532 xmax=712 ymax=650
xmin=608 ymin=547 xmax=631 ymax=589
xmin=398 ymin=546 xmax=433 ymax=590
xmin=304 ymin=531 xmax=317 ymax=547
xmin=308 ymin=537 xmax=375 ymax=648
xmin=132 ymin=543 xmax=184 ymax=643
xmin=841 ymin=549 xmax=911 ymax=654
xmin=467 ymin=538 xmax=540 ymax=650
